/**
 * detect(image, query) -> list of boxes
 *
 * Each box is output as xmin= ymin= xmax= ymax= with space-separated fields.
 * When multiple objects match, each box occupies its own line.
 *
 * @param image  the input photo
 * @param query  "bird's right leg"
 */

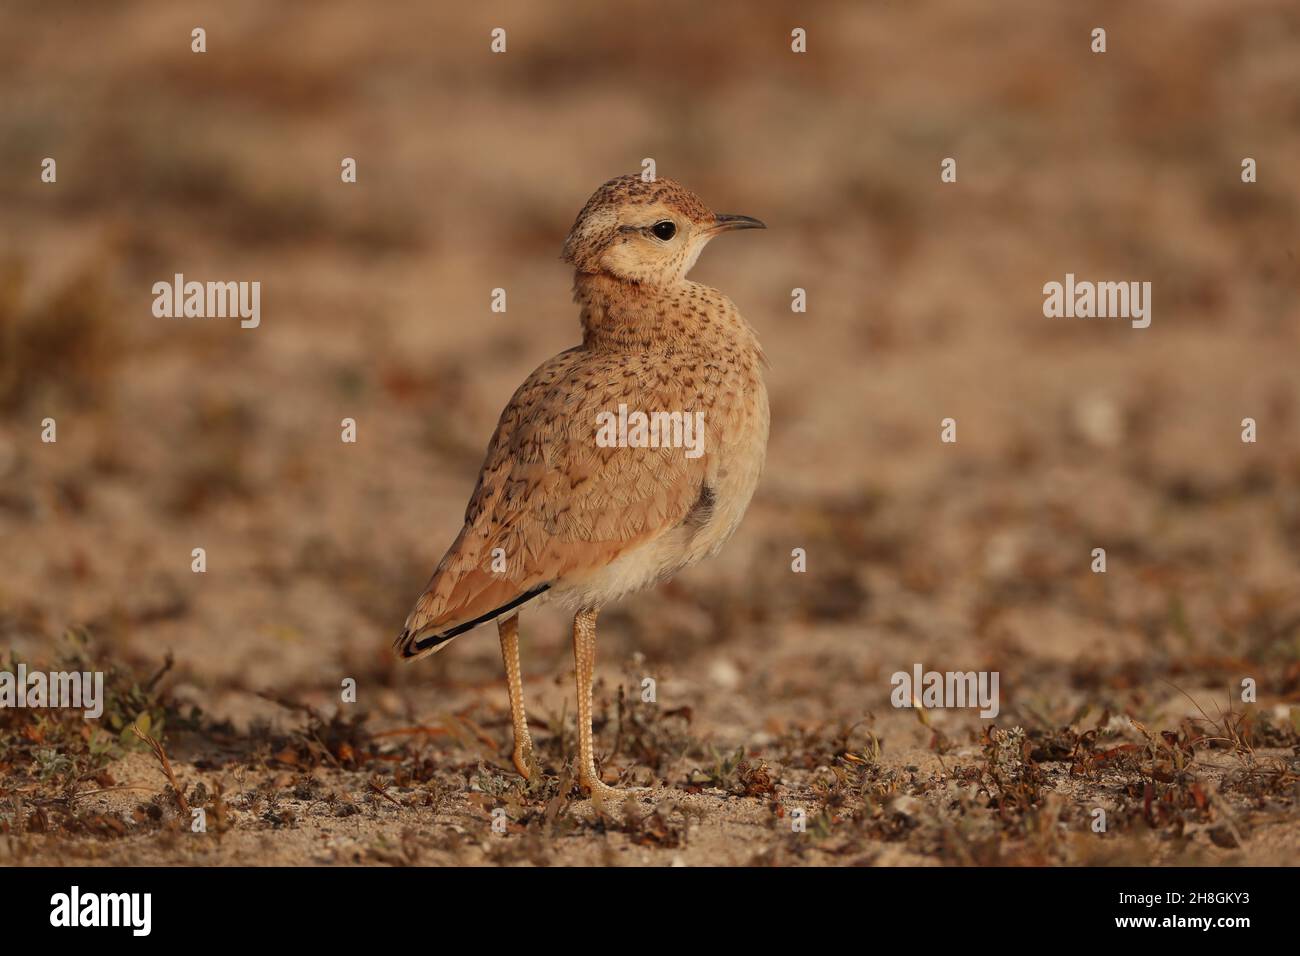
xmin=497 ymin=613 xmax=534 ymax=780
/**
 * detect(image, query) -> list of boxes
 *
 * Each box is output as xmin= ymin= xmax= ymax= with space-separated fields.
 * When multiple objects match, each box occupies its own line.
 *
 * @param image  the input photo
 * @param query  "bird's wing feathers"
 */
xmin=400 ymin=347 xmax=733 ymax=646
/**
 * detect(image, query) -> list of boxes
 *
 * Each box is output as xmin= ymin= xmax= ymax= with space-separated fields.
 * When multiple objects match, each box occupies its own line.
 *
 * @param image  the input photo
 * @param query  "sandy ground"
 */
xmin=1 ymin=0 xmax=1298 ymax=866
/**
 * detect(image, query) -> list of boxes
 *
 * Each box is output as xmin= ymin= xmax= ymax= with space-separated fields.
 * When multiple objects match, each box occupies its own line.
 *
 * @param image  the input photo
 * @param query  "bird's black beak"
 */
xmin=707 ymin=214 xmax=767 ymax=235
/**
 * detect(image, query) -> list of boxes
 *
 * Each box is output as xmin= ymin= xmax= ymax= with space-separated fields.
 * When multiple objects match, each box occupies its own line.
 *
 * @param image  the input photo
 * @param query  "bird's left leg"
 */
xmin=497 ymin=613 xmax=534 ymax=779
xmin=572 ymin=607 xmax=620 ymax=807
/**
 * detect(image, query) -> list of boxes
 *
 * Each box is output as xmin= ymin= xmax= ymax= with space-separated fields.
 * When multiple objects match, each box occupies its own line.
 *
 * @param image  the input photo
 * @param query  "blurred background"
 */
xmin=0 ymin=0 xmax=1297 ymax=864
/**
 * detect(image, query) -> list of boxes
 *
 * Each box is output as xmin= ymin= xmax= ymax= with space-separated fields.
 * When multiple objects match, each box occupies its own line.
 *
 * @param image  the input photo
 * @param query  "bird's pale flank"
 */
xmin=396 ymin=174 xmax=769 ymax=805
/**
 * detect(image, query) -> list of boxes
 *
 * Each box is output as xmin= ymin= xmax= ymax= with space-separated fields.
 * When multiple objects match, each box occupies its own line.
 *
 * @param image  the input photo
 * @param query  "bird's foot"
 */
xmin=581 ymin=776 xmax=658 ymax=814
xmin=511 ymin=740 xmax=536 ymax=781
xmin=581 ymin=776 xmax=626 ymax=811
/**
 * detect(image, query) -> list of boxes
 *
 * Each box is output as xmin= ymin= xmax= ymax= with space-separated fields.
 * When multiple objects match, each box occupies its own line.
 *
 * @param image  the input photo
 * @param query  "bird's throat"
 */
xmin=574 ymin=271 xmax=751 ymax=355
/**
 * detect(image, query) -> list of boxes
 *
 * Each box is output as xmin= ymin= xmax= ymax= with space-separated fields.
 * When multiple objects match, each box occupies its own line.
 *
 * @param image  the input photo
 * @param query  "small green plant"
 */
xmin=686 ymin=743 xmax=747 ymax=790
xmin=0 ymin=628 xmax=178 ymax=784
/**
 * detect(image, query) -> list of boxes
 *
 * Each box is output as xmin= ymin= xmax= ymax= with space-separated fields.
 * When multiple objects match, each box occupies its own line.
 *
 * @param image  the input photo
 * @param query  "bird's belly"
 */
xmin=552 ymin=381 xmax=769 ymax=610
xmin=550 ymin=532 xmax=692 ymax=609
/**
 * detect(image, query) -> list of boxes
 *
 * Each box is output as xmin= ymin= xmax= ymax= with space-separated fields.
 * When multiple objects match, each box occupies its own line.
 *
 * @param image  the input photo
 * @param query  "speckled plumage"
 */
xmin=396 ymin=175 xmax=768 ymax=803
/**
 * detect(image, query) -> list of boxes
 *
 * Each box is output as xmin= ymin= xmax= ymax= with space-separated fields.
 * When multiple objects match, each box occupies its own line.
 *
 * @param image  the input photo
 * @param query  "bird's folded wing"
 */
xmin=402 ymin=347 xmax=738 ymax=639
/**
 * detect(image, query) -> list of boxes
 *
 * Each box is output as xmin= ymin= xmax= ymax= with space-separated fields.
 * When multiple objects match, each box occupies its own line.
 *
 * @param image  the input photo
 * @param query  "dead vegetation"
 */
xmin=1 ymin=617 xmax=1295 ymax=866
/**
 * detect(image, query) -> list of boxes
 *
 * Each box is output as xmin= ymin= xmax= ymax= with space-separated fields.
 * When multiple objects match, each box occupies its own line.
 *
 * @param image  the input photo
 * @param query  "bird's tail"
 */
xmin=394 ymin=583 xmax=549 ymax=662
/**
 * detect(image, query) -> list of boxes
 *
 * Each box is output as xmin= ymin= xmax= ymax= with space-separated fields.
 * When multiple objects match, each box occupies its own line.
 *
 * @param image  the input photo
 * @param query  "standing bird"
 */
xmin=396 ymin=175 xmax=769 ymax=806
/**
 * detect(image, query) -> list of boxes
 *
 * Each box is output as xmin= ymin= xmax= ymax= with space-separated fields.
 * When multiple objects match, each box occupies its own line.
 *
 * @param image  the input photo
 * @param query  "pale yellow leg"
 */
xmin=572 ymin=608 xmax=619 ymax=806
xmin=497 ymin=613 xmax=533 ymax=780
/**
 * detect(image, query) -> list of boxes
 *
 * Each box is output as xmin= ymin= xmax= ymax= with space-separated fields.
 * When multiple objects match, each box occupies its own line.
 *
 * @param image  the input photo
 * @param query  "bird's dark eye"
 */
xmin=651 ymin=220 xmax=677 ymax=241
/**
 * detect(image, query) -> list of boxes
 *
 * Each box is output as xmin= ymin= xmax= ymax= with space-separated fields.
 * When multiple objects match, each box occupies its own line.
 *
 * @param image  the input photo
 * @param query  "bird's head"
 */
xmin=562 ymin=174 xmax=764 ymax=286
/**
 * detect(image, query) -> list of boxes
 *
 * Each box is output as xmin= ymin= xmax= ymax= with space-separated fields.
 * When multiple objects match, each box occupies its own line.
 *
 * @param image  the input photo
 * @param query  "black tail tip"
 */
xmin=393 ymin=629 xmax=419 ymax=660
